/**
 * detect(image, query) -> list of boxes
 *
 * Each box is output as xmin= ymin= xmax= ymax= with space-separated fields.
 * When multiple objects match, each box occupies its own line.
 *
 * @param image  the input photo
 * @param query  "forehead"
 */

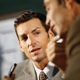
xmin=44 ymin=0 xmax=50 ymax=4
xmin=17 ymin=18 xmax=45 ymax=35
xmin=44 ymin=0 xmax=59 ymax=9
xmin=44 ymin=0 xmax=57 ymax=5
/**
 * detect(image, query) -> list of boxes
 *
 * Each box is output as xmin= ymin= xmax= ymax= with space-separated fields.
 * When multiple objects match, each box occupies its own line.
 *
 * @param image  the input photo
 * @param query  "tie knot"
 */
xmin=39 ymin=71 xmax=48 ymax=80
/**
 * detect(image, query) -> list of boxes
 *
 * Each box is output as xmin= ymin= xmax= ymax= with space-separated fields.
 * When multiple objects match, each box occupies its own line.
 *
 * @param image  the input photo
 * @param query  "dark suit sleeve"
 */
xmin=64 ymin=17 xmax=80 ymax=80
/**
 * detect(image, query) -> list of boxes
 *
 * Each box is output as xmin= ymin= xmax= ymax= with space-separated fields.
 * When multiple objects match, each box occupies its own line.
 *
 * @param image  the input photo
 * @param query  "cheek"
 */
xmin=42 ymin=37 xmax=49 ymax=48
xmin=37 ymin=33 xmax=49 ymax=47
xmin=24 ymin=47 xmax=32 ymax=59
xmin=49 ymin=11 xmax=55 ymax=21
xmin=21 ymin=43 xmax=28 ymax=53
xmin=49 ymin=11 xmax=53 ymax=18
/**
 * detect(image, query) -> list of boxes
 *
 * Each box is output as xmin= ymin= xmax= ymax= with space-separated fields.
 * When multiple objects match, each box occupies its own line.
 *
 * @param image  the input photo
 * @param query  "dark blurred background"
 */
xmin=0 ymin=0 xmax=46 ymax=19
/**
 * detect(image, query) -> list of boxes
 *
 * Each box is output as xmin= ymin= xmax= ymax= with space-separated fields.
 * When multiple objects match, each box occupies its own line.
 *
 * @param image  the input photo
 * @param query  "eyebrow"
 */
xmin=20 ymin=34 xmax=26 ymax=39
xmin=31 ymin=27 xmax=40 ymax=33
xmin=19 ymin=27 xmax=40 ymax=39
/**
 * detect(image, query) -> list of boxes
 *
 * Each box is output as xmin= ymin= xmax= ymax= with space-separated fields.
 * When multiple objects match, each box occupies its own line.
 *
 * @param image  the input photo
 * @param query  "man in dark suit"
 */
xmin=2 ymin=10 xmax=63 ymax=80
xmin=43 ymin=0 xmax=80 ymax=80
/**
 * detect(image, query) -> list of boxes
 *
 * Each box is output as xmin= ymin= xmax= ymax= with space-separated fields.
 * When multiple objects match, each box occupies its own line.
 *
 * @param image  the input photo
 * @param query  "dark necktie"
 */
xmin=39 ymin=71 xmax=49 ymax=80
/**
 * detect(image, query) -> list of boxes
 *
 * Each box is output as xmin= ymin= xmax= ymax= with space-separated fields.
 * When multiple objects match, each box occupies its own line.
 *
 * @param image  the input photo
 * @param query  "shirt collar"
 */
xmin=33 ymin=62 xmax=55 ymax=80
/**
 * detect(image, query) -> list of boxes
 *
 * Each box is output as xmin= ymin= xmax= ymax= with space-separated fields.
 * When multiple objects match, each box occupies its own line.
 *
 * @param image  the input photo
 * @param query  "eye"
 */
xmin=44 ymin=5 xmax=50 ymax=11
xmin=44 ymin=4 xmax=50 ymax=12
xmin=21 ymin=36 xmax=28 ymax=41
xmin=35 ymin=31 xmax=40 ymax=35
xmin=36 ymin=32 xmax=40 ymax=35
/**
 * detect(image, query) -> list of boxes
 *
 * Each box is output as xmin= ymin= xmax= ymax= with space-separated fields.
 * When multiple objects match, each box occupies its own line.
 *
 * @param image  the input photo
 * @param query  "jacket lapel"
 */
xmin=52 ymin=66 xmax=62 ymax=80
xmin=52 ymin=66 xmax=59 ymax=76
xmin=16 ymin=60 xmax=37 ymax=80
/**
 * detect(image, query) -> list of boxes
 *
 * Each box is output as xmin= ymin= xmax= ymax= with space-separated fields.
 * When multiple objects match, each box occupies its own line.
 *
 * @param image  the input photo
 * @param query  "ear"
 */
xmin=65 ymin=0 xmax=74 ymax=11
xmin=18 ymin=41 xmax=24 ymax=52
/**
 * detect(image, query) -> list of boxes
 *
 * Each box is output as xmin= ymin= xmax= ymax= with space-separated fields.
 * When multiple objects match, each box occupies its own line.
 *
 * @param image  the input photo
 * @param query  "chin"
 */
xmin=32 ymin=56 xmax=40 ymax=62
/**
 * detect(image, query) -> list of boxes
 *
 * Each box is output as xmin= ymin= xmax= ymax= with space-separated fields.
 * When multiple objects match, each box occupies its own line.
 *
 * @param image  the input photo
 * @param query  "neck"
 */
xmin=34 ymin=58 xmax=49 ymax=70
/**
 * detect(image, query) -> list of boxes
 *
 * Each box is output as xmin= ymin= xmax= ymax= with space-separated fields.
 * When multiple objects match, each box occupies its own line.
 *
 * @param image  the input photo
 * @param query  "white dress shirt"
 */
xmin=33 ymin=62 xmax=55 ymax=80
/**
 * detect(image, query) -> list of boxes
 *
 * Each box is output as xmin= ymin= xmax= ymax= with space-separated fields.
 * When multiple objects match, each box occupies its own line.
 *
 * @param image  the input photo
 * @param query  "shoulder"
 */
xmin=65 ymin=16 xmax=80 ymax=80
xmin=13 ymin=59 xmax=34 ymax=79
xmin=17 ymin=59 xmax=30 ymax=66
xmin=67 ymin=16 xmax=80 ymax=37
xmin=66 ymin=16 xmax=80 ymax=56
xmin=14 ymin=59 xmax=32 ymax=73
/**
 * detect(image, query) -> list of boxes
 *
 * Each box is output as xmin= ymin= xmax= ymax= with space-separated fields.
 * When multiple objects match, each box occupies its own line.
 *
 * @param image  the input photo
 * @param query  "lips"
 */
xmin=30 ymin=48 xmax=41 ymax=53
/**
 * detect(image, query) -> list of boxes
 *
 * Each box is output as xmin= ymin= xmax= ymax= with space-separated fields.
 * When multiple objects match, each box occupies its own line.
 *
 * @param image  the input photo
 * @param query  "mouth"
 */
xmin=30 ymin=48 xmax=41 ymax=53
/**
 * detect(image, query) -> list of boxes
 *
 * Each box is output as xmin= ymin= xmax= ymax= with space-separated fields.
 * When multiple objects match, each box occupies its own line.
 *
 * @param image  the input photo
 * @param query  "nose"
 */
xmin=26 ymin=35 xmax=36 ymax=47
xmin=46 ymin=14 xmax=50 ymax=26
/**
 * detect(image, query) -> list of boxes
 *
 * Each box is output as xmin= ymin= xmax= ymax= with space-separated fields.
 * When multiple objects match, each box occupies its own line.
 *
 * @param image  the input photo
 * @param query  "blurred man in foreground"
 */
xmin=44 ymin=0 xmax=80 ymax=80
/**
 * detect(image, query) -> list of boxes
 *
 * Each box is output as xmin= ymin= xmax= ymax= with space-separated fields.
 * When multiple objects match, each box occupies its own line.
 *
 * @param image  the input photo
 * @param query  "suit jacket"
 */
xmin=14 ymin=59 xmax=63 ymax=80
xmin=64 ymin=16 xmax=80 ymax=80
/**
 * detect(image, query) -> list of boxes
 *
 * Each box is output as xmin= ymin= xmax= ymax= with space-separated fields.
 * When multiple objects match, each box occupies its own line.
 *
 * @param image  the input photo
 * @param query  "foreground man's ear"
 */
xmin=65 ymin=0 xmax=74 ymax=11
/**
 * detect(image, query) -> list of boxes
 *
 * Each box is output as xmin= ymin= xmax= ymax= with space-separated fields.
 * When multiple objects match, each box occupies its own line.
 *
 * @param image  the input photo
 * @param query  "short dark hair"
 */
xmin=57 ymin=0 xmax=80 ymax=7
xmin=76 ymin=0 xmax=80 ymax=3
xmin=14 ymin=10 xmax=49 ymax=40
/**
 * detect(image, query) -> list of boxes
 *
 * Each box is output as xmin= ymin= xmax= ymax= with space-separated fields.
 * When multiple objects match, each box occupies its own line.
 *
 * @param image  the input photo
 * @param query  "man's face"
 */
xmin=44 ymin=0 xmax=61 ymax=34
xmin=44 ymin=0 xmax=73 ymax=38
xmin=44 ymin=0 xmax=59 ymax=26
xmin=17 ymin=18 xmax=49 ymax=62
